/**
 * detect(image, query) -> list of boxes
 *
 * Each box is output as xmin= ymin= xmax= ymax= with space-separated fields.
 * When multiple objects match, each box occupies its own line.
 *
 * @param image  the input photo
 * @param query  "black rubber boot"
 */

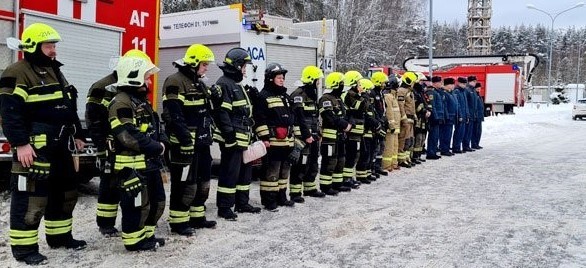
xmin=305 ymin=190 xmax=326 ymax=198
xmin=171 ymin=226 xmax=195 ymax=236
xmin=127 ymin=240 xmax=157 ymax=252
xmin=235 ymin=204 xmax=262 ymax=213
xmin=50 ymin=238 xmax=87 ymax=250
xmin=218 ymin=207 xmax=238 ymax=221
xmin=375 ymin=168 xmax=388 ymax=176
xmin=291 ymin=196 xmax=305 ymax=203
xmin=18 ymin=252 xmax=48 ymax=265
xmin=323 ymin=188 xmax=339 ymax=196
xmin=190 ymin=217 xmax=217 ymax=229
xmin=277 ymin=190 xmax=295 ymax=207
xmin=99 ymin=226 xmax=120 ymax=237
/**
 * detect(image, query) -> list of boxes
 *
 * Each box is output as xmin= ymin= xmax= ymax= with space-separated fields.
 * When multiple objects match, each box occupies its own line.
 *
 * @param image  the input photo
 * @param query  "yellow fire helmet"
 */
xmin=325 ymin=72 xmax=345 ymax=90
xmin=370 ymin=71 xmax=389 ymax=87
xmin=344 ymin=70 xmax=363 ymax=87
xmin=182 ymin=44 xmax=215 ymax=67
xmin=358 ymin=78 xmax=375 ymax=92
xmin=401 ymin=71 xmax=418 ymax=86
xmin=301 ymin=65 xmax=324 ymax=84
xmin=20 ymin=23 xmax=61 ymax=53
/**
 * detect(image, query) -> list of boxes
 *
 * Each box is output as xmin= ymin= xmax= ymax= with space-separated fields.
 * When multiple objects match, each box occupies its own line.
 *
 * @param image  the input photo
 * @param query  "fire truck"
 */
xmin=402 ymin=54 xmax=540 ymax=115
xmin=0 ymin=0 xmax=161 ymax=189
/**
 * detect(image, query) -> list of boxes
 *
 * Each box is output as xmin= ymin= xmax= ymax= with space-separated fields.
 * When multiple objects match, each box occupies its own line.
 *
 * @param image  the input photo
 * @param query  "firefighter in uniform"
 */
xmin=254 ymin=63 xmax=300 ymax=211
xmin=355 ymin=79 xmax=382 ymax=183
xmin=451 ymin=77 xmax=469 ymax=153
xmin=109 ymin=55 xmax=167 ymax=251
xmin=412 ymin=74 xmax=430 ymax=165
xmin=382 ymin=78 xmax=402 ymax=171
xmin=162 ymin=44 xmax=220 ymax=236
xmin=396 ymin=72 xmax=418 ymax=168
xmin=213 ymin=48 xmax=261 ymax=220
xmin=425 ymin=76 xmax=445 ymax=160
xmin=289 ymin=66 xmax=326 ymax=200
xmin=0 ymin=23 xmax=87 ymax=265
xmin=368 ymin=72 xmax=390 ymax=178
xmin=318 ymin=72 xmax=352 ymax=196
xmin=339 ymin=70 xmax=365 ymax=189
xmin=88 ymin=49 xmax=153 ymax=237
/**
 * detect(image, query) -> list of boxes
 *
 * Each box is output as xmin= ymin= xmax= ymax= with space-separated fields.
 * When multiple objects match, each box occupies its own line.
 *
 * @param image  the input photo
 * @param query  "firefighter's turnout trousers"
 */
xmin=10 ymin=127 xmax=79 ymax=258
xmin=217 ymin=145 xmax=252 ymax=209
xmin=254 ymin=87 xmax=297 ymax=208
xmin=290 ymin=140 xmax=320 ymax=196
xmin=398 ymin=119 xmax=414 ymax=164
xmin=109 ymin=91 xmax=167 ymax=251
xmin=87 ymin=73 xmax=119 ymax=230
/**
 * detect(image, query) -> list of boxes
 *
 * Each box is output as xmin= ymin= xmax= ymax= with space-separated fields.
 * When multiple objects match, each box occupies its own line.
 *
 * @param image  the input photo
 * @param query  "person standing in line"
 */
xmin=439 ymin=78 xmax=458 ymax=156
xmin=355 ymin=78 xmax=382 ymax=183
xmin=289 ymin=66 xmax=326 ymax=200
xmin=412 ymin=74 xmax=430 ymax=165
xmin=213 ymin=48 xmax=262 ymax=220
xmin=471 ymin=82 xmax=484 ymax=149
xmin=108 ymin=55 xmax=167 ymax=251
xmin=162 ymin=44 xmax=221 ymax=236
xmin=425 ymin=76 xmax=445 ymax=160
xmin=369 ymin=72 xmax=391 ymax=176
xmin=90 ymin=49 xmax=156 ymax=237
xmin=396 ymin=72 xmax=418 ymax=168
xmin=1 ymin=23 xmax=88 ymax=265
xmin=451 ymin=77 xmax=469 ymax=154
xmin=254 ymin=63 xmax=298 ymax=211
xmin=381 ymin=77 xmax=402 ymax=171
xmin=463 ymin=76 xmax=478 ymax=152
xmin=318 ymin=72 xmax=352 ymax=196
xmin=341 ymin=71 xmax=368 ymax=187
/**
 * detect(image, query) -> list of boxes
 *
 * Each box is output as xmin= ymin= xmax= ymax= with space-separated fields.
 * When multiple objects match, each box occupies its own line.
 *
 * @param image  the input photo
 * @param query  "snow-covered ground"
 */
xmin=1 ymin=103 xmax=585 ymax=267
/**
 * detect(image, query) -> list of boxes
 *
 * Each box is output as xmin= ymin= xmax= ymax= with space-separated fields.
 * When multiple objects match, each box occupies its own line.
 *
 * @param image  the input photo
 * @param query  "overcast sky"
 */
xmin=434 ymin=0 xmax=586 ymax=29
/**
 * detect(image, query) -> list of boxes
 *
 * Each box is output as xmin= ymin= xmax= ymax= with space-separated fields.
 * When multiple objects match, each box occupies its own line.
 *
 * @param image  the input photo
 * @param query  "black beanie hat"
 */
xmin=467 ymin=75 xmax=477 ymax=82
xmin=457 ymin=77 xmax=467 ymax=84
xmin=431 ymin=76 xmax=442 ymax=83
xmin=444 ymin=78 xmax=455 ymax=85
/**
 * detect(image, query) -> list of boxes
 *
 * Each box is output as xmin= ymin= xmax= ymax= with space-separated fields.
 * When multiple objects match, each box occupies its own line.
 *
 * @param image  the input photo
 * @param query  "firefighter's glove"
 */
xmin=376 ymin=126 xmax=387 ymax=138
xmin=178 ymin=144 xmax=195 ymax=164
xmin=287 ymin=142 xmax=304 ymax=164
xmin=121 ymin=171 xmax=143 ymax=198
xmin=29 ymin=157 xmax=50 ymax=181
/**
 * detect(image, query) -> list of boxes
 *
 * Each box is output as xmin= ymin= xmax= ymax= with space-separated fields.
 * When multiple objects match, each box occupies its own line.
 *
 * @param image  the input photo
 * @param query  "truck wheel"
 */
xmin=573 ymin=116 xmax=577 ymax=120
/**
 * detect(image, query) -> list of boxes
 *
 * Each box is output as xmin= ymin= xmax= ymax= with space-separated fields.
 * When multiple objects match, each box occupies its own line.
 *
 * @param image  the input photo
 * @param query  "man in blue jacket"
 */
xmin=451 ymin=77 xmax=469 ymax=153
xmin=439 ymin=78 xmax=458 ymax=156
xmin=463 ymin=76 xmax=478 ymax=152
xmin=425 ymin=76 xmax=445 ymax=160
xmin=472 ymin=82 xmax=485 ymax=149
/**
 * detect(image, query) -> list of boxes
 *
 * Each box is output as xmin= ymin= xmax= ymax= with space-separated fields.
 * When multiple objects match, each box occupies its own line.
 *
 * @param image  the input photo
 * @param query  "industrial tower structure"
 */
xmin=467 ymin=0 xmax=492 ymax=55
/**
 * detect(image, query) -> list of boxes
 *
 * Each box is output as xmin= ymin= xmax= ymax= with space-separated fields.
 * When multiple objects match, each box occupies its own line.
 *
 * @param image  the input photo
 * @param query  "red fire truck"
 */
xmin=402 ymin=54 xmax=540 ymax=115
xmin=0 ymin=0 xmax=161 ymax=188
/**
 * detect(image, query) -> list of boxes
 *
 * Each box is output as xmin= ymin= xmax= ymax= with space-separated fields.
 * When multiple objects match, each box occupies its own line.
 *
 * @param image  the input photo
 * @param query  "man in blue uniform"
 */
xmin=439 ymin=78 xmax=458 ymax=156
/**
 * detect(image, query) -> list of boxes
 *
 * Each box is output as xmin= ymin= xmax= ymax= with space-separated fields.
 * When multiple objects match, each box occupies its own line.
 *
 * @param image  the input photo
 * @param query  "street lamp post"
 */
xmin=526 ymin=2 xmax=585 ymax=101
xmin=429 ymin=0 xmax=434 ymax=77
